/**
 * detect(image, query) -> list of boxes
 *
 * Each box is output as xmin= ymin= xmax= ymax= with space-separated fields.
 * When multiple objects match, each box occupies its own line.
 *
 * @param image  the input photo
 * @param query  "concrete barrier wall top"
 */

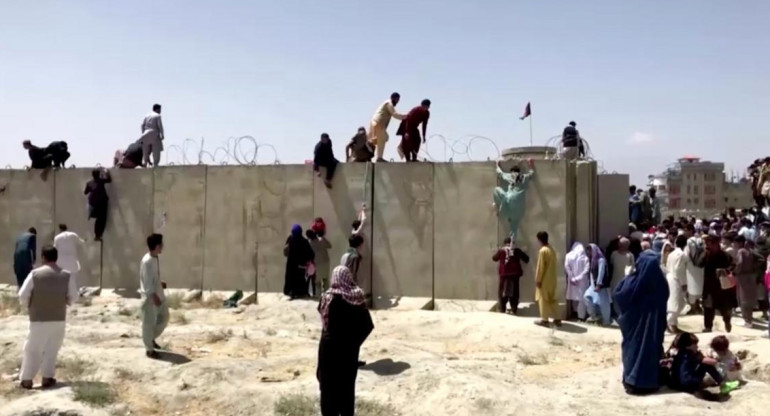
xmin=433 ymin=162 xmax=498 ymax=300
xmin=497 ymin=159 xmax=569 ymax=302
xmin=0 ymin=170 xmax=54 ymax=285
xmin=574 ymin=161 xmax=598 ymax=246
xmin=152 ymin=166 xmax=206 ymax=289
xmin=53 ymin=169 xmax=102 ymax=287
xmin=102 ymin=169 xmax=153 ymax=291
xmin=312 ymin=163 xmax=373 ymax=296
xmin=371 ymin=163 xmax=434 ymax=307
xmin=202 ymin=166 xmax=260 ymax=292
xmin=255 ymin=165 xmax=314 ymax=293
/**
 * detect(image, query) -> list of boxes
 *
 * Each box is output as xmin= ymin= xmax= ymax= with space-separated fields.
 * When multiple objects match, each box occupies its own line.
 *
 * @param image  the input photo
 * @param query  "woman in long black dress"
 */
xmin=283 ymin=224 xmax=314 ymax=299
xmin=317 ymin=264 xmax=374 ymax=415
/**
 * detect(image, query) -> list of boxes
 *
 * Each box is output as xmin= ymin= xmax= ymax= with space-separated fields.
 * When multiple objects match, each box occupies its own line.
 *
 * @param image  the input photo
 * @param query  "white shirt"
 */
xmin=141 ymin=111 xmax=164 ymax=138
xmin=139 ymin=252 xmax=165 ymax=301
xmin=666 ymin=248 xmax=687 ymax=286
xmin=53 ymin=231 xmax=84 ymax=273
xmin=18 ymin=264 xmax=79 ymax=309
xmin=370 ymin=100 xmax=404 ymax=129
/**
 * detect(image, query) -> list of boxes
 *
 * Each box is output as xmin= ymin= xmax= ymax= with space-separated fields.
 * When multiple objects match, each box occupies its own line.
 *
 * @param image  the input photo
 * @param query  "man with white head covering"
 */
xmin=53 ymin=224 xmax=84 ymax=289
xmin=610 ymin=237 xmax=635 ymax=316
xmin=565 ymin=242 xmax=590 ymax=321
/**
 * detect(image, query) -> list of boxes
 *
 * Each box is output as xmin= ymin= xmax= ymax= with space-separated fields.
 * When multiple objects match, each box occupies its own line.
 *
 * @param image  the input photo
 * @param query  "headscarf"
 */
xmin=588 ymin=243 xmax=604 ymax=264
xmin=565 ymin=242 xmax=588 ymax=277
xmin=614 ymin=250 xmax=668 ymax=314
xmin=661 ymin=241 xmax=674 ymax=268
xmin=318 ymin=265 xmax=366 ymax=329
xmin=686 ymin=235 xmax=705 ymax=266
xmin=291 ymin=224 xmax=302 ymax=238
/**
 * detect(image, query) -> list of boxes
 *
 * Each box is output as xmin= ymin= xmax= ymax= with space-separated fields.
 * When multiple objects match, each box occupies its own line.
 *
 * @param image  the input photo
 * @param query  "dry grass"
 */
xmin=357 ymin=399 xmax=400 ymax=416
xmin=197 ymin=294 xmax=224 ymax=309
xmin=206 ymin=328 xmax=233 ymax=344
xmin=164 ymin=292 xmax=185 ymax=310
xmin=72 ymin=380 xmax=116 ymax=407
xmin=518 ymin=352 xmax=548 ymax=366
xmin=114 ymin=367 xmax=138 ymax=381
xmin=0 ymin=355 xmax=21 ymax=375
xmin=171 ymin=310 xmax=189 ymax=325
xmin=59 ymin=356 xmax=95 ymax=380
xmin=548 ymin=335 xmax=566 ymax=347
xmin=274 ymin=394 xmax=317 ymax=416
xmin=474 ymin=397 xmax=495 ymax=412
xmin=0 ymin=293 xmax=22 ymax=317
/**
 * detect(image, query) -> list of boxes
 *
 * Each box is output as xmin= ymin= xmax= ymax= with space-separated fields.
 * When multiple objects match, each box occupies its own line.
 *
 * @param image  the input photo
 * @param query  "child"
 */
xmin=670 ymin=332 xmax=740 ymax=395
xmin=306 ymin=228 xmax=332 ymax=293
xmin=708 ymin=336 xmax=745 ymax=383
xmin=305 ymin=230 xmax=318 ymax=297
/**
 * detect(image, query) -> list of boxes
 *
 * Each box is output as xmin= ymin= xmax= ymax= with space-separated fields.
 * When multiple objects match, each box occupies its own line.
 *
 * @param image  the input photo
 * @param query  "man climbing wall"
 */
xmin=493 ymin=158 xmax=535 ymax=239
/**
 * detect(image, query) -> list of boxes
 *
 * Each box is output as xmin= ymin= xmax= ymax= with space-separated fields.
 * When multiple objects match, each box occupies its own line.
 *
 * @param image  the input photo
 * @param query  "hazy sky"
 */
xmin=1 ymin=0 xmax=767 ymax=185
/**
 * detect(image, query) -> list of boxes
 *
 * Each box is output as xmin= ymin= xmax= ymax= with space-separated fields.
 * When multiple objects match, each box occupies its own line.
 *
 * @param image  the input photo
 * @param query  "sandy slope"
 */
xmin=0 ymin=290 xmax=769 ymax=416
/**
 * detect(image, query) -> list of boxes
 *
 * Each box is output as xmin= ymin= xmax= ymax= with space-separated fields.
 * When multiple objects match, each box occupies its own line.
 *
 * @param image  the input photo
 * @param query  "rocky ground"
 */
xmin=0 ymin=287 xmax=769 ymax=416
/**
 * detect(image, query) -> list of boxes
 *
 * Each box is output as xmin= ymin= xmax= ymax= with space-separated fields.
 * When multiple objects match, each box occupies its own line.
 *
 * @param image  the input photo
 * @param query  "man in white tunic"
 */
xmin=140 ymin=103 xmax=165 ymax=167
xmin=18 ymin=245 xmax=78 ymax=389
xmin=610 ymin=237 xmax=635 ymax=315
xmin=140 ymin=233 xmax=169 ymax=359
xmin=53 ymin=224 xmax=84 ymax=287
xmin=666 ymin=235 xmax=688 ymax=333
xmin=368 ymin=93 xmax=405 ymax=162
xmin=684 ymin=234 xmax=706 ymax=310
xmin=565 ymin=242 xmax=590 ymax=320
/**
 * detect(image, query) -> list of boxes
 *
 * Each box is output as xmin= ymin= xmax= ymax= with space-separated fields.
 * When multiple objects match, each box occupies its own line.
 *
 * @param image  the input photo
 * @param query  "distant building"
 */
xmin=647 ymin=156 xmax=753 ymax=217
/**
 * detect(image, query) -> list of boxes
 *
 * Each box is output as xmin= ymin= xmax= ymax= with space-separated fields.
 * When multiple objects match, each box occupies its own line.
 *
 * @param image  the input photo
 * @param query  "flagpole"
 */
xmin=529 ymin=113 xmax=533 ymax=146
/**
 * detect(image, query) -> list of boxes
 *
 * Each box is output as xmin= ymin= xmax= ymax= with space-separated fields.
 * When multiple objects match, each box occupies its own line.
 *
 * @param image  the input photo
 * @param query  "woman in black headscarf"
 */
xmin=284 ymin=224 xmax=314 ymax=299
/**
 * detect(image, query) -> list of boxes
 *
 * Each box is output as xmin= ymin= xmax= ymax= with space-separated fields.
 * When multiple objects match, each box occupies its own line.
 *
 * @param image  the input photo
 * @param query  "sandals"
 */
xmin=41 ymin=378 xmax=56 ymax=388
xmin=20 ymin=380 xmax=33 ymax=390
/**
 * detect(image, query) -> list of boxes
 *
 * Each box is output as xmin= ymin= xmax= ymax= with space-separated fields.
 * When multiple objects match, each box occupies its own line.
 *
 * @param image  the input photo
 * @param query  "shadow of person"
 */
xmin=361 ymin=358 xmax=411 ymax=376
xmin=555 ymin=322 xmax=588 ymax=334
xmin=157 ymin=351 xmax=192 ymax=365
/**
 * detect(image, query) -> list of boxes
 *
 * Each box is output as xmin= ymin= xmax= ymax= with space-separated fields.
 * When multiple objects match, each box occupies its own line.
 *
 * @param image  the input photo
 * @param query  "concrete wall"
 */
xmin=597 ymin=174 xmax=630 ymax=249
xmin=574 ymin=161 xmax=598 ymax=246
xmin=0 ymin=170 xmax=54 ymax=285
xmin=0 ymin=162 xmax=592 ymax=307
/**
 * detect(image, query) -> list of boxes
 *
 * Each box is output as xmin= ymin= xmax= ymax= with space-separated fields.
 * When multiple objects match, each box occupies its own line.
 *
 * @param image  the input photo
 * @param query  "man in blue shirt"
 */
xmin=14 ymin=228 xmax=37 ymax=287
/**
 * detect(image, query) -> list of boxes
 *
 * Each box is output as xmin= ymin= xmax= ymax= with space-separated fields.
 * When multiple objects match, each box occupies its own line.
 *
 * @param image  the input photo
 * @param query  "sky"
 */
xmin=1 ymin=0 xmax=768 ymax=185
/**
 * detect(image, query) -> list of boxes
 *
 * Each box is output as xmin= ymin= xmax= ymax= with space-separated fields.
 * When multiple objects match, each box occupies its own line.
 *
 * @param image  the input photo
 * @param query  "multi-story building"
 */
xmin=648 ymin=156 xmax=752 ymax=217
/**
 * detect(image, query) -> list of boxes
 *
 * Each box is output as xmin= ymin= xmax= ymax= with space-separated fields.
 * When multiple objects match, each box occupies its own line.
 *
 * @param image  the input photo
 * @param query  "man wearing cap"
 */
xmin=561 ymin=121 xmax=580 ymax=161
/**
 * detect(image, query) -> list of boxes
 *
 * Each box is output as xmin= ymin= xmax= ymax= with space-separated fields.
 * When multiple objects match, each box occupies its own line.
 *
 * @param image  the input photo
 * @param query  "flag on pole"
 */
xmin=519 ymin=102 xmax=531 ymax=120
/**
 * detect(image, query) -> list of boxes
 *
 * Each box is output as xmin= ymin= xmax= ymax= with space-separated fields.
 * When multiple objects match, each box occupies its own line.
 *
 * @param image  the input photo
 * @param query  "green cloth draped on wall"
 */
xmin=493 ymin=165 xmax=534 ymax=240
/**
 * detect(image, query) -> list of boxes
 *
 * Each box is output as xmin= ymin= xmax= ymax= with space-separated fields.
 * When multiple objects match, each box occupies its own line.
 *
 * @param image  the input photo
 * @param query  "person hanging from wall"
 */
xmin=492 ymin=158 xmax=535 ymax=240
xmin=368 ymin=92 xmax=406 ymax=163
xmin=53 ymin=224 xmax=85 ymax=290
xmin=492 ymin=237 xmax=529 ymax=315
xmin=314 ymin=133 xmax=338 ymax=189
xmin=396 ymin=99 xmax=431 ymax=162
xmin=17 ymin=245 xmax=79 ymax=390
xmin=84 ymin=167 xmax=112 ymax=242
xmin=345 ymin=127 xmax=374 ymax=163
xmin=113 ymin=139 xmax=144 ymax=169
xmin=23 ymin=140 xmax=70 ymax=169
xmin=13 ymin=227 xmax=37 ymax=287
xmin=139 ymin=103 xmax=164 ymax=167
xmin=561 ymin=121 xmax=580 ymax=161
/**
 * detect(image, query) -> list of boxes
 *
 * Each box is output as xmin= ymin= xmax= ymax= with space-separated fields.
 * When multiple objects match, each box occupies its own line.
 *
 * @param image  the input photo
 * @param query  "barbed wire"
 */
xmin=164 ymin=136 xmax=280 ymax=166
xmin=419 ymin=134 xmax=502 ymax=162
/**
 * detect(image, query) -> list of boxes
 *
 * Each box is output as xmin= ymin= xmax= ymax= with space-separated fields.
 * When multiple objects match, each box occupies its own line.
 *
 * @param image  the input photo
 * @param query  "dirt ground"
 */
xmin=1 ymin=287 xmax=769 ymax=416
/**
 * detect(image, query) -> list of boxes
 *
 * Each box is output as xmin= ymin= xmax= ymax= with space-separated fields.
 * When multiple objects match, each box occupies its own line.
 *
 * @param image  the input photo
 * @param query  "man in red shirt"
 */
xmin=492 ymin=237 xmax=530 ymax=314
xmin=396 ymin=99 xmax=431 ymax=162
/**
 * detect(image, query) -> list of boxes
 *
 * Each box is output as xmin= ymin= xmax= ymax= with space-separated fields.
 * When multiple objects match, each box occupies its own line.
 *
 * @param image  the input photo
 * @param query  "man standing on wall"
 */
xmin=140 ymin=104 xmax=164 ymax=167
xmin=18 ymin=245 xmax=78 ymax=389
xmin=14 ymin=228 xmax=37 ymax=287
xmin=396 ymin=99 xmax=431 ymax=162
xmin=53 ymin=224 xmax=85 ymax=289
xmin=561 ymin=121 xmax=580 ymax=161
xmin=84 ymin=167 xmax=112 ymax=241
xmin=140 ymin=233 xmax=169 ymax=359
xmin=368 ymin=93 xmax=405 ymax=163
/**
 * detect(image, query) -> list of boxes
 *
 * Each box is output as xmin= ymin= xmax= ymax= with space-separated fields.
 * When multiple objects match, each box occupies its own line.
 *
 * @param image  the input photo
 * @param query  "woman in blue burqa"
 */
xmin=614 ymin=249 xmax=669 ymax=395
xmin=493 ymin=159 xmax=534 ymax=239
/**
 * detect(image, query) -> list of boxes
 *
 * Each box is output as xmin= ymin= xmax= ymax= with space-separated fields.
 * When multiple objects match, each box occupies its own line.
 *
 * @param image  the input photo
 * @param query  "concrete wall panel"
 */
xmin=152 ymin=166 xmax=206 ymax=289
xmin=497 ymin=160 xmax=569 ymax=302
xmin=312 ymin=163 xmax=373 ymax=296
xmin=371 ymin=163 xmax=434 ymax=307
xmin=433 ymin=162 xmax=498 ymax=300
xmin=575 ymin=161 xmax=598 ymax=245
xmin=102 ymin=169 xmax=153 ymax=290
xmin=0 ymin=170 xmax=54 ymax=285
xmin=597 ymin=174 xmax=630 ymax=249
xmin=202 ymin=166 xmax=259 ymax=292
xmin=53 ymin=169 xmax=102 ymax=287
xmin=256 ymin=165 xmax=314 ymax=293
